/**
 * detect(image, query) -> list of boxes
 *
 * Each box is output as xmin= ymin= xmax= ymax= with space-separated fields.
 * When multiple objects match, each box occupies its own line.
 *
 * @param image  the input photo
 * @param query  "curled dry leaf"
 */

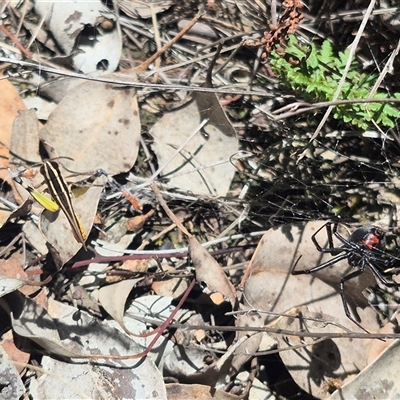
xmin=126 ymin=209 xmax=155 ymax=232
xmin=189 ymin=236 xmax=237 ymax=309
xmin=97 ymin=279 xmax=141 ymax=335
xmin=151 ymin=91 xmax=238 ymax=197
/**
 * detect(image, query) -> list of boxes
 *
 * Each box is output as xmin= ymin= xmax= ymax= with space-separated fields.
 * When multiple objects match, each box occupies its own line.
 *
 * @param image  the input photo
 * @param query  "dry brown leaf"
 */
xmin=166 ymin=383 xmax=241 ymax=400
xmin=267 ymin=306 xmax=359 ymax=399
xmin=0 ymin=78 xmax=28 ymax=179
xmin=151 ymin=275 xmax=190 ymax=299
xmin=10 ymin=294 xmax=83 ymax=358
xmin=1 ymin=330 xmax=30 ymax=374
xmin=0 ymin=258 xmax=40 ymax=297
xmin=189 ymin=236 xmax=237 ymax=309
xmin=9 ymin=109 xmax=42 ymax=167
xmin=126 ymin=209 xmax=155 ymax=232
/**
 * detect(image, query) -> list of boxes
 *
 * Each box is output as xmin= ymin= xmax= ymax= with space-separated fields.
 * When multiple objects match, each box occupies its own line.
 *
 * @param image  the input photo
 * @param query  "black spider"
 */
xmin=292 ymin=222 xmax=399 ymax=333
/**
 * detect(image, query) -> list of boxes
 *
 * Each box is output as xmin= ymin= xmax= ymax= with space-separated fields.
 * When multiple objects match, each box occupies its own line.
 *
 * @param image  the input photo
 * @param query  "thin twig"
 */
xmin=297 ymin=0 xmax=377 ymax=161
xmin=136 ymin=12 xmax=204 ymax=73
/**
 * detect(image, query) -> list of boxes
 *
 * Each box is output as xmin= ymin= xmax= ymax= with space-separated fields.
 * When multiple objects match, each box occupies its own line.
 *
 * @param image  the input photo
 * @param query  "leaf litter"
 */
xmin=1 ymin=1 xmax=400 ymax=400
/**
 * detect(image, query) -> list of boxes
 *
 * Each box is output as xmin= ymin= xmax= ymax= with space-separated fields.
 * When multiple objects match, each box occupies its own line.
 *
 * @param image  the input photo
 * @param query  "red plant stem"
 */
xmin=71 ymin=246 xmax=250 ymax=269
xmin=0 ymin=25 xmax=32 ymax=58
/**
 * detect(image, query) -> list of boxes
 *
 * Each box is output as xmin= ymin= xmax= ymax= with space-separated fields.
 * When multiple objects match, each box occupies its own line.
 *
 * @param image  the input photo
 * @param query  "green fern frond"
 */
xmin=269 ymin=36 xmax=400 ymax=129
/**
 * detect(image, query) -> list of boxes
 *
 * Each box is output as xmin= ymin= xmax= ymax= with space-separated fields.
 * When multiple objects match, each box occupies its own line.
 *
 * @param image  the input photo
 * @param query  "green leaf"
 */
xmin=319 ymin=40 xmax=334 ymax=64
xmin=269 ymin=36 xmax=400 ymax=129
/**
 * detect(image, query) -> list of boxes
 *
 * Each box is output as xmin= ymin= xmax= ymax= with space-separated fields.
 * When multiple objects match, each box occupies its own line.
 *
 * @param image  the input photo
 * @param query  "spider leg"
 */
xmin=312 ymin=222 xmax=335 ymax=253
xmin=291 ymin=252 xmax=349 ymax=275
xmin=312 ymin=222 xmax=348 ymax=256
xmin=339 ymin=269 xmax=371 ymax=334
xmin=365 ymin=259 xmax=399 ymax=287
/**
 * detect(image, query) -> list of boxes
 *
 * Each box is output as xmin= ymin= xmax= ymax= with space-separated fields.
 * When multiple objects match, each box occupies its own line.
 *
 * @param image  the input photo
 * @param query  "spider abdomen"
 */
xmin=348 ymin=225 xmax=386 ymax=252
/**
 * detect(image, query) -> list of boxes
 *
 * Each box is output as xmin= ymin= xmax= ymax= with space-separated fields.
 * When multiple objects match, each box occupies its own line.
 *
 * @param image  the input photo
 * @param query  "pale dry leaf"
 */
xmin=6 ymin=110 xmax=43 ymax=234
xmin=189 ymin=236 xmax=237 ymax=308
xmin=23 ymin=96 xmax=57 ymax=120
xmin=151 ymin=92 xmax=238 ymax=196
xmin=0 ymin=258 xmax=38 ymax=297
xmin=22 ymin=220 xmax=48 ymax=255
xmin=122 ymin=295 xmax=175 ymax=365
xmin=119 ymin=0 xmax=173 ymax=19
xmin=0 ymin=273 xmax=25 ymax=297
xmin=28 ymin=298 xmax=167 ymax=400
xmin=39 ymin=74 xmax=140 ymax=176
xmin=9 ymin=109 xmax=42 ymax=214
xmin=244 ymin=268 xmax=377 ymax=398
xmin=34 ymin=0 xmax=121 ymax=74
xmin=329 ymin=339 xmax=400 ymax=400
xmin=229 ymin=309 xmax=270 ymax=374
xmin=243 ymin=222 xmax=382 ymax=398
xmin=268 ymin=306 xmax=371 ymax=399
xmin=244 ymin=221 xmax=376 ymax=315
xmin=97 ymin=279 xmax=140 ymax=335
xmin=9 ymin=109 xmax=42 ymax=167
xmin=10 ymin=294 xmax=82 ymax=358
xmin=163 ymin=345 xmax=217 ymax=382
xmin=0 ymin=345 xmax=25 ymax=399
